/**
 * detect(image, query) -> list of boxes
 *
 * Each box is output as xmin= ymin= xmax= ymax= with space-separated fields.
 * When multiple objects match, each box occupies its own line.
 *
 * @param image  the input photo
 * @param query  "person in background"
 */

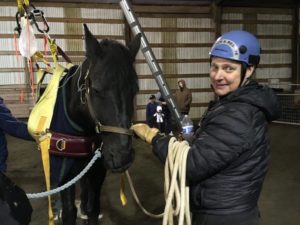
xmin=132 ymin=30 xmax=280 ymax=225
xmin=153 ymin=105 xmax=165 ymax=133
xmin=0 ymin=97 xmax=33 ymax=172
xmin=174 ymin=79 xmax=192 ymax=115
xmin=146 ymin=94 xmax=158 ymax=128
xmin=155 ymin=91 xmax=172 ymax=134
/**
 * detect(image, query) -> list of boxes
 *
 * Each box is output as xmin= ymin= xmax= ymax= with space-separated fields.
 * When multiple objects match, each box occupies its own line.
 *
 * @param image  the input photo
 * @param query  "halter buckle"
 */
xmin=95 ymin=122 xmax=102 ymax=134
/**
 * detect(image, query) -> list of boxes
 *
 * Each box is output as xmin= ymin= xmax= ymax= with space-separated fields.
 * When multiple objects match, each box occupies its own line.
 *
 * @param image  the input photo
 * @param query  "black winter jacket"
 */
xmin=152 ymin=80 xmax=280 ymax=215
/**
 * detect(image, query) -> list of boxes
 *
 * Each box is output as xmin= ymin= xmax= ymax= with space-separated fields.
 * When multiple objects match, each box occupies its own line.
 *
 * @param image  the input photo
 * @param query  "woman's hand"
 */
xmin=131 ymin=123 xmax=159 ymax=144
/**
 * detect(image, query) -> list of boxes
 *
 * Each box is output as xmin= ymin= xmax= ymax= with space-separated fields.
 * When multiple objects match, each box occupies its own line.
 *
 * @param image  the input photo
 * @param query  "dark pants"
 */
xmin=0 ymin=172 xmax=32 ymax=225
xmin=192 ymin=207 xmax=260 ymax=225
xmin=154 ymin=122 xmax=165 ymax=133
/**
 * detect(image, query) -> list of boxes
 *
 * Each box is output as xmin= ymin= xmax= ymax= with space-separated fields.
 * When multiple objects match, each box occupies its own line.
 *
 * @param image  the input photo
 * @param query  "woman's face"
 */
xmin=209 ymin=57 xmax=253 ymax=96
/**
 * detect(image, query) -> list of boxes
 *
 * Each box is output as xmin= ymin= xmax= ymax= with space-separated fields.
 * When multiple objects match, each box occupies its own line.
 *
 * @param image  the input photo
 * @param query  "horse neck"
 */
xmin=65 ymin=63 xmax=95 ymax=133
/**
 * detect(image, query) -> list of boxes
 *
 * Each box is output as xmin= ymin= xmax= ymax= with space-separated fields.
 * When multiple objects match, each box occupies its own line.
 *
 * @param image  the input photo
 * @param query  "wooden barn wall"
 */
xmin=0 ymin=4 xmax=31 ymax=117
xmin=0 ymin=2 xmax=299 ymax=121
xmin=298 ymin=7 xmax=300 ymax=85
xmin=134 ymin=5 xmax=215 ymax=122
xmin=0 ymin=2 xmax=216 ymax=121
xmin=221 ymin=7 xmax=294 ymax=91
xmin=0 ymin=2 xmax=125 ymax=117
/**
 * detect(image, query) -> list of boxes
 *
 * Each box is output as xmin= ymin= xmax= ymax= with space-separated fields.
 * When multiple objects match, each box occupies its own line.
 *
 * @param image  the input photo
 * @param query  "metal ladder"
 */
xmin=120 ymin=0 xmax=184 ymax=128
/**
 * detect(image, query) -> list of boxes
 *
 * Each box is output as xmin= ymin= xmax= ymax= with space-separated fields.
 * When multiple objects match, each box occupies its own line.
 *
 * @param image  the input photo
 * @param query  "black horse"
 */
xmin=48 ymin=24 xmax=140 ymax=225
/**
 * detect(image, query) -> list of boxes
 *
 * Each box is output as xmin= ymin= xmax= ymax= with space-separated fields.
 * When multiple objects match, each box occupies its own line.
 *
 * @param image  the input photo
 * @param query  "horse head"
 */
xmin=68 ymin=24 xmax=140 ymax=172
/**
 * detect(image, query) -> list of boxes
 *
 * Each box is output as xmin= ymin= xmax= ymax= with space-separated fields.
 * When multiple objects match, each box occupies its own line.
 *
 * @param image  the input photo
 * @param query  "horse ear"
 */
xmin=83 ymin=24 xmax=102 ymax=58
xmin=128 ymin=34 xmax=141 ymax=60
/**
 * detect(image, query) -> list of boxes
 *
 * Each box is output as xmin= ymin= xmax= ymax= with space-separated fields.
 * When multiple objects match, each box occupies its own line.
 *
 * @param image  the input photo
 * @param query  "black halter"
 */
xmin=81 ymin=60 xmax=133 ymax=136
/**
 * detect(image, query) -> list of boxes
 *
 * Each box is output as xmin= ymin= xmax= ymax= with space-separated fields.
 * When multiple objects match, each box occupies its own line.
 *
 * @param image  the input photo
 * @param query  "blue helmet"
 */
xmin=209 ymin=30 xmax=261 ymax=66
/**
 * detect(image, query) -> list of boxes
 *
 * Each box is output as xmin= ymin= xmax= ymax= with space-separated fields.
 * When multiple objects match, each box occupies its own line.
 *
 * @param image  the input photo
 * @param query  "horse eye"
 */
xmin=92 ymin=88 xmax=106 ymax=98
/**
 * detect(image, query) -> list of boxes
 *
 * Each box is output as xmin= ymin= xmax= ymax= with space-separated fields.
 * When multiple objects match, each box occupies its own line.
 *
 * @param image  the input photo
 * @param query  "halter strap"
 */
xmin=96 ymin=123 xmax=133 ymax=136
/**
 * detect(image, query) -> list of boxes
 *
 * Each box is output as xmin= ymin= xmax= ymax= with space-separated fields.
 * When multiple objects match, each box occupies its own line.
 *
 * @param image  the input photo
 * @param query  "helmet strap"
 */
xmin=239 ymin=62 xmax=248 ymax=87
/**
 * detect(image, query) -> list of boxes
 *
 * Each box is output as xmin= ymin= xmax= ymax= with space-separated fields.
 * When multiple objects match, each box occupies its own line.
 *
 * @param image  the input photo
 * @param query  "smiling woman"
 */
xmin=209 ymin=58 xmax=255 ymax=96
xmin=131 ymin=30 xmax=281 ymax=225
xmin=209 ymin=30 xmax=260 ymax=97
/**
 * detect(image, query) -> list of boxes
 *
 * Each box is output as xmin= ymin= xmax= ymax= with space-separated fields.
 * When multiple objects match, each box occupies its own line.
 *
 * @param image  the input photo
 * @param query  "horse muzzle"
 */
xmin=102 ymin=145 xmax=135 ymax=172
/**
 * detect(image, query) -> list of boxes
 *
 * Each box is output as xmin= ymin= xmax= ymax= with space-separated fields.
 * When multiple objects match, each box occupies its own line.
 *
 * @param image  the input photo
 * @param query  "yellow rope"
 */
xmin=163 ymin=137 xmax=191 ymax=225
xmin=126 ymin=137 xmax=191 ymax=225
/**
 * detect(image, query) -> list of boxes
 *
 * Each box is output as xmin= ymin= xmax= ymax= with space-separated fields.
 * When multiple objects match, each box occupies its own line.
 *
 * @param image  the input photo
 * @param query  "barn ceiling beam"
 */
xmin=213 ymin=0 xmax=223 ymax=5
xmin=1 ymin=0 xmax=296 ymax=8
xmin=220 ymin=0 xmax=295 ymax=8
xmin=1 ymin=0 xmax=211 ymax=5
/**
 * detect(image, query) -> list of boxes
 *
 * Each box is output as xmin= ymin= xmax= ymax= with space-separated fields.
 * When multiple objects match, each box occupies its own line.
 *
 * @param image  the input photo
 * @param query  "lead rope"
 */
xmin=26 ymin=148 xmax=102 ymax=199
xmin=126 ymin=137 xmax=191 ymax=225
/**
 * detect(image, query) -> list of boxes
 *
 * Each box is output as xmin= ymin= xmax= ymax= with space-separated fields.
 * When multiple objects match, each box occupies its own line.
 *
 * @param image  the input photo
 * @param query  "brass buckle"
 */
xmin=56 ymin=139 xmax=66 ymax=151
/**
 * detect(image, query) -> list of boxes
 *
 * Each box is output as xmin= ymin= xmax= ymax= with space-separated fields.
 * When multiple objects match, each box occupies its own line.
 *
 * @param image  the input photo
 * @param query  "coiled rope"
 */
xmin=26 ymin=149 xmax=102 ymax=199
xmin=126 ymin=137 xmax=191 ymax=225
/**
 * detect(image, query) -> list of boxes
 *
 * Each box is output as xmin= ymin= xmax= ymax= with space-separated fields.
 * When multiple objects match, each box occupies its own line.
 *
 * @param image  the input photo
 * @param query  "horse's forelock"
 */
xmin=95 ymin=39 xmax=139 ymax=96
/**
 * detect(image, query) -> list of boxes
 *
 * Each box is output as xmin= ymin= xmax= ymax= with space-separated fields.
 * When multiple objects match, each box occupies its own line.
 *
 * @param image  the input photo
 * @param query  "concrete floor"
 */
xmin=5 ymin=123 xmax=300 ymax=225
